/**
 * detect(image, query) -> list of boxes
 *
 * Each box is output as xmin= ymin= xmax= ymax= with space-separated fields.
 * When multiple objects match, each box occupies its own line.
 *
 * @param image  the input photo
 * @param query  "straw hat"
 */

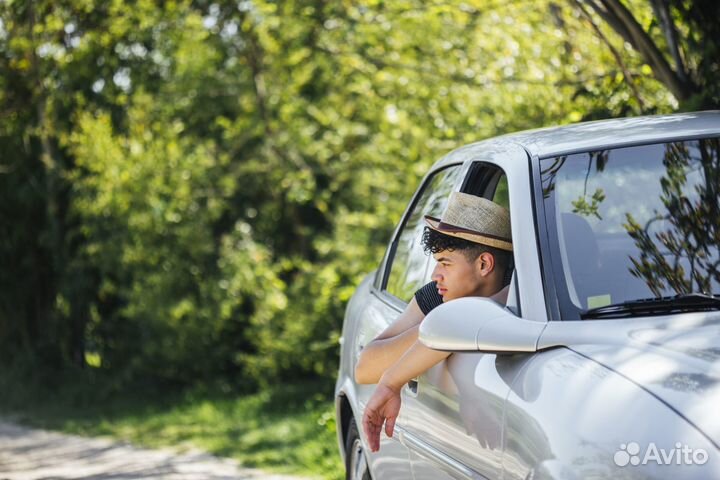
xmin=424 ymin=192 xmax=512 ymax=251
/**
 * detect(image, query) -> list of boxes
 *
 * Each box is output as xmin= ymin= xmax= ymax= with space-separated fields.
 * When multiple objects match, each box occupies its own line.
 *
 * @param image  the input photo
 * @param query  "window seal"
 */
xmin=530 ymin=150 xmax=563 ymax=321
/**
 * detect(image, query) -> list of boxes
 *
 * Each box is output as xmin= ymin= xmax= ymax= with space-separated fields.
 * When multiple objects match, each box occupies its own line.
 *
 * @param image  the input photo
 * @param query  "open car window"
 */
xmin=384 ymin=161 xmax=516 ymax=306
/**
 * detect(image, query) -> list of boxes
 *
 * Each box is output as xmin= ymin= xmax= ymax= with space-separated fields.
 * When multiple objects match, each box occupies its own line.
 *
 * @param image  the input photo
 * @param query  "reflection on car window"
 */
xmin=493 ymin=174 xmax=509 ymax=209
xmin=540 ymin=138 xmax=720 ymax=317
xmin=386 ymin=165 xmax=464 ymax=302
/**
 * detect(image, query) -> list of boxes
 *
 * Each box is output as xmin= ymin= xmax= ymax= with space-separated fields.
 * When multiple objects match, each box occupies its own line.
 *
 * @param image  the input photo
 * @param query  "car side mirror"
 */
xmin=418 ymin=297 xmax=546 ymax=353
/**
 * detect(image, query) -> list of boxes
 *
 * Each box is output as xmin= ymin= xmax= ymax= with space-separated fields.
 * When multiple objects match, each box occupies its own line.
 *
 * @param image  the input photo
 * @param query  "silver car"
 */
xmin=335 ymin=111 xmax=720 ymax=480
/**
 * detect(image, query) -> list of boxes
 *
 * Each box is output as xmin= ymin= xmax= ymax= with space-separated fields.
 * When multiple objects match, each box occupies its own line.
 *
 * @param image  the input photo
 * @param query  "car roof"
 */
xmin=435 ymin=110 xmax=720 ymax=169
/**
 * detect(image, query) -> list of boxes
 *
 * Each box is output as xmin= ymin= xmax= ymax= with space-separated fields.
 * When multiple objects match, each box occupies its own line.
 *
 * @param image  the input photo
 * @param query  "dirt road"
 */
xmin=0 ymin=420 xmax=313 ymax=480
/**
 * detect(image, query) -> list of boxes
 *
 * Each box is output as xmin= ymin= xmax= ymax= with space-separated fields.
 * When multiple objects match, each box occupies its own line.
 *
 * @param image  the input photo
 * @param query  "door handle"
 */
xmin=406 ymin=378 xmax=419 ymax=396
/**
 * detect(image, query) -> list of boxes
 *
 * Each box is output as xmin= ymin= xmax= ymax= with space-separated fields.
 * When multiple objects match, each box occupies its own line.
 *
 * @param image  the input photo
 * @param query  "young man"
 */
xmin=356 ymin=191 xmax=513 ymax=452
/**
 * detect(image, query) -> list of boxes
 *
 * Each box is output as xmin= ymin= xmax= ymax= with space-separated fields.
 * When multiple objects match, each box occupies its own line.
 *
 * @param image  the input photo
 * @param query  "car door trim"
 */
xmin=396 ymin=425 xmax=490 ymax=480
xmin=370 ymin=286 xmax=405 ymax=313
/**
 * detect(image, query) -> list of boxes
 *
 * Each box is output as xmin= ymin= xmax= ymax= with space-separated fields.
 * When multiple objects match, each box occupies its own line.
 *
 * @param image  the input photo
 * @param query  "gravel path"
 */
xmin=0 ymin=420 xmax=313 ymax=480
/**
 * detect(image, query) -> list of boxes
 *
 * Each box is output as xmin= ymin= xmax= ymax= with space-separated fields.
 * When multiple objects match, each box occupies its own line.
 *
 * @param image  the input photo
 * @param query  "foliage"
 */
xmin=578 ymin=0 xmax=720 ymax=109
xmin=0 ymin=0 xmax=710 ymax=390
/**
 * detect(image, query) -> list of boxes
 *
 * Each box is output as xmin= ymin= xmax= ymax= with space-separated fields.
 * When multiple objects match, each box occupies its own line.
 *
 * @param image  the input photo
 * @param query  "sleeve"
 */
xmin=414 ymin=281 xmax=444 ymax=315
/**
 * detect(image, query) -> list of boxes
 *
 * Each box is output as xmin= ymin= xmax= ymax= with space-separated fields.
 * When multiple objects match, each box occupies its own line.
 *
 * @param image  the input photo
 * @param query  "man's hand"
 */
xmin=362 ymin=383 xmax=402 ymax=452
xmin=361 ymin=338 xmax=451 ymax=452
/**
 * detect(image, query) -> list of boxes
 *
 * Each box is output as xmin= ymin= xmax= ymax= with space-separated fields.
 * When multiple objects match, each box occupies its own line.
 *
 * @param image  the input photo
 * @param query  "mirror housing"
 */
xmin=418 ymin=297 xmax=546 ymax=353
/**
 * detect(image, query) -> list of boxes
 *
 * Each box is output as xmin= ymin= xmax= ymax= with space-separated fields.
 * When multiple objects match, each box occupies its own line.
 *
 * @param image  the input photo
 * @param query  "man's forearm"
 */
xmin=378 ymin=340 xmax=451 ymax=391
xmin=355 ymin=325 xmax=420 ymax=384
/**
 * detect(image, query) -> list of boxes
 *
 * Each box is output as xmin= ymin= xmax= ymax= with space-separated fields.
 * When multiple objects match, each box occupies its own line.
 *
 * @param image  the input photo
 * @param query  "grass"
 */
xmin=0 ymin=368 xmax=343 ymax=479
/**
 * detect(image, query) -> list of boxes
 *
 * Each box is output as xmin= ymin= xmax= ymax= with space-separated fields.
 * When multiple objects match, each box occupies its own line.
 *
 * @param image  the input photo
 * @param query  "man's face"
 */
xmin=431 ymin=249 xmax=486 ymax=301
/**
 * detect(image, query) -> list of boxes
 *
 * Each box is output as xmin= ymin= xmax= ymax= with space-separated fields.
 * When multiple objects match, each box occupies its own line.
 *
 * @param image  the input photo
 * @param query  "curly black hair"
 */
xmin=421 ymin=227 xmax=513 ymax=285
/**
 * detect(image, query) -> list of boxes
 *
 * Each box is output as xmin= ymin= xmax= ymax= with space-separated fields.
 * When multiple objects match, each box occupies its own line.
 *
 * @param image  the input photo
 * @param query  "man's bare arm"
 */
xmin=361 ymin=285 xmax=511 ymax=450
xmin=362 ymin=340 xmax=451 ymax=451
xmin=354 ymin=298 xmax=424 ymax=384
xmin=380 ymin=340 xmax=451 ymax=392
xmin=355 ymin=285 xmax=509 ymax=385
xmin=378 ymin=283 xmax=509 ymax=389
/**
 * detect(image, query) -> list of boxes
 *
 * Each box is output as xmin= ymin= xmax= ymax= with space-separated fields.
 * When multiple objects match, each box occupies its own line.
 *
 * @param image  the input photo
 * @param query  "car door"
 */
xmin=360 ymin=162 xmax=468 ymax=479
xmin=403 ymin=351 xmax=531 ymax=480
xmin=395 ymin=162 xmax=518 ymax=480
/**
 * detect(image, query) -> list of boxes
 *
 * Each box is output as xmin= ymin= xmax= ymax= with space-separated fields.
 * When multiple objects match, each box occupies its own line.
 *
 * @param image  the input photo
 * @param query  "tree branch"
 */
xmin=582 ymin=0 xmax=694 ymax=102
xmin=573 ymin=0 xmax=646 ymax=112
xmin=649 ymin=0 xmax=689 ymax=86
xmin=314 ymin=44 xmax=650 ymax=89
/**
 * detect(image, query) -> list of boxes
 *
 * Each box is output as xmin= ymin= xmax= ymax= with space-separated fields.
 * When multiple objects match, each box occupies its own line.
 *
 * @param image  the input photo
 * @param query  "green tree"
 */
xmin=1 ymin=0 xmax=708 ymax=388
xmin=576 ymin=0 xmax=720 ymax=109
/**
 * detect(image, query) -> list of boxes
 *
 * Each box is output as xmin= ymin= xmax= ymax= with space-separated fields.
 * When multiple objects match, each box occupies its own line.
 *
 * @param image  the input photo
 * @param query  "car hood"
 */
xmin=542 ymin=312 xmax=720 ymax=448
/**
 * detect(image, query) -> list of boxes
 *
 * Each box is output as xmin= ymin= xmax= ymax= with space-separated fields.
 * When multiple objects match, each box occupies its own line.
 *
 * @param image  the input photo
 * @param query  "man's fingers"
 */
xmin=362 ymin=412 xmax=371 ymax=439
xmin=368 ymin=424 xmax=380 ymax=452
xmin=363 ymin=410 xmax=381 ymax=452
xmin=385 ymin=416 xmax=396 ymax=438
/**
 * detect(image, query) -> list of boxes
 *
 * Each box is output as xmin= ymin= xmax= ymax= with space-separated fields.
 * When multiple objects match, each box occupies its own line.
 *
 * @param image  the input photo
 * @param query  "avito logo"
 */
xmin=614 ymin=442 xmax=708 ymax=467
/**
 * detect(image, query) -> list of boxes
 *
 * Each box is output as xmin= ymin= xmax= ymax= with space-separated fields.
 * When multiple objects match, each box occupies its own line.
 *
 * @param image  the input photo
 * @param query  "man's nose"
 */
xmin=431 ymin=264 xmax=442 ymax=281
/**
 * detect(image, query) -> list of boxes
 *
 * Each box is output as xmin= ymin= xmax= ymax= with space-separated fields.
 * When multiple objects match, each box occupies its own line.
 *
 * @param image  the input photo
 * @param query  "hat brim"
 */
xmin=425 ymin=216 xmax=513 ymax=251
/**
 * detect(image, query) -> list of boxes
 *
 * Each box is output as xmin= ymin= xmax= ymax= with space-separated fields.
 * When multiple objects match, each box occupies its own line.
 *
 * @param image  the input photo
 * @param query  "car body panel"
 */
xmin=336 ymin=273 xmax=414 ymax=479
xmin=502 ymin=346 xmax=720 ymax=480
xmin=401 ymin=353 xmax=511 ymax=479
xmin=538 ymin=312 xmax=720 ymax=449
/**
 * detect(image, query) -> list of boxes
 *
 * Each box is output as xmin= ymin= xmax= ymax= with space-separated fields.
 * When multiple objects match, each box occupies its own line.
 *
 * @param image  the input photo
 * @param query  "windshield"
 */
xmin=540 ymin=137 xmax=720 ymax=319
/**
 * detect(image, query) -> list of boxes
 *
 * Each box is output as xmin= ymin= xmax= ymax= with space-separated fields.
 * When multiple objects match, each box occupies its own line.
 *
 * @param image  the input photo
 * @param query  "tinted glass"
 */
xmin=386 ymin=165 xmax=464 ymax=301
xmin=540 ymin=138 xmax=720 ymax=316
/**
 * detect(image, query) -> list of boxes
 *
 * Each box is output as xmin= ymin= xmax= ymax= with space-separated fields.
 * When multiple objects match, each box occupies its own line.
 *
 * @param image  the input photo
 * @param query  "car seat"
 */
xmin=559 ymin=212 xmax=604 ymax=309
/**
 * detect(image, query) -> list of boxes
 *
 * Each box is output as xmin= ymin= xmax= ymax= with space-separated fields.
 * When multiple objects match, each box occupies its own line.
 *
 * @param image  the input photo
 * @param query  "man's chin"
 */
xmin=439 ymin=291 xmax=454 ymax=301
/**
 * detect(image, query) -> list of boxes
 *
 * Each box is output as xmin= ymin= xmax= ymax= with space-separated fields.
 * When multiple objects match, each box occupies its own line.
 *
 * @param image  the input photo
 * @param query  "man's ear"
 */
xmin=476 ymin=252 xmax=495 ymax=277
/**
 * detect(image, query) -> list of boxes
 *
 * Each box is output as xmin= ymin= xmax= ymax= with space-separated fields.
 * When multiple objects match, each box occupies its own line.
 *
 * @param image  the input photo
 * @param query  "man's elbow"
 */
xmin=354 ymin=358 xmax=380 ymax=384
